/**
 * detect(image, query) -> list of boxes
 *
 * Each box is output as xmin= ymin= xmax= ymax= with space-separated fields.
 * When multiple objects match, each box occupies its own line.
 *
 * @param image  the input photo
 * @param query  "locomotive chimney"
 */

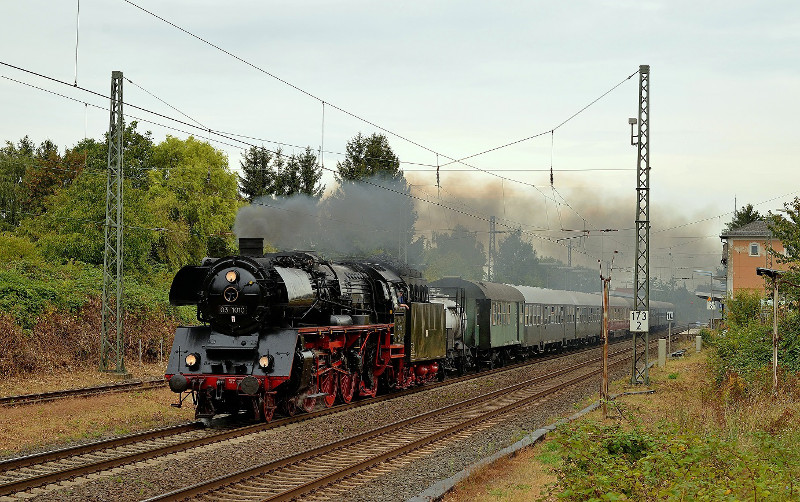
xmin=239 ymin=237 xmax=264 ymax=256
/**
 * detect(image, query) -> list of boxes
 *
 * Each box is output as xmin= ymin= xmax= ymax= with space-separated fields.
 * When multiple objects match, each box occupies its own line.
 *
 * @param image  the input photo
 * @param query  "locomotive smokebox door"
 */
xmin=409 ymin=303 xmax=446 ymax=362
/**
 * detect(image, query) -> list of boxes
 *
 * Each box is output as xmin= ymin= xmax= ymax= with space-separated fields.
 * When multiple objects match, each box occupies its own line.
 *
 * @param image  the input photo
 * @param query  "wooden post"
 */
xmin=602 ymin=276 xmax=609 ymax=420
xmin=773 ymin=278 xmax=778 ymax=394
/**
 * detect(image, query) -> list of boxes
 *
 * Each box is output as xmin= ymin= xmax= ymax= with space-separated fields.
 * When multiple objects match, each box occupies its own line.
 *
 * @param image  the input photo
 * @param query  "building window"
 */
xmin=749 ymin=243 xmax=759 ymax=256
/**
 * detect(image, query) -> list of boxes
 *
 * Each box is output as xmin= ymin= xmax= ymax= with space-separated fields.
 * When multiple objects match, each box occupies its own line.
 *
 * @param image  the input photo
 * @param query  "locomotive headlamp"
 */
xmin=185 ymin=353 xmax=201 ymax=369
xmin=258 ymin=354 xmax=274 ymax=371
xmin=225 ymin=270 xmax=238 ymax=283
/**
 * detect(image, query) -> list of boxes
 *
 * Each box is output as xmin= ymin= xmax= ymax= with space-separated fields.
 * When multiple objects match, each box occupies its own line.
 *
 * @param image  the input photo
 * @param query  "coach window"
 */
xmin=749 ymin=242 xmax=759 ymax=256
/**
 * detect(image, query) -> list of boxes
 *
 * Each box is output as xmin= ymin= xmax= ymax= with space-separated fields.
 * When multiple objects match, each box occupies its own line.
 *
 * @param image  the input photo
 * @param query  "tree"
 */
xmin=768 ymin=197 xmax=800 ymax=299
xmin=494 ymin=229 xmax=543 ymax=286
xmin=336 ymin=132 xmax=402 ymax=182
xmin=276 ymin=147 xmax=324 ymax=199
xmin=238 ymin=146 xmax=276 ymax=202
xmin=11 ymin=139 xmax=85 ymax=217
xmin=725 ymin=203 xmax=761 ymax=232
xmin=424 ymin=224 xmax=486 ymax=281
xmin=0 ymin=137 xmax=34 ymax=229
xmin=18 ymin=171 xmax=156 ymax=271
xmin=148 ymin=136 xmax=241 ymax=266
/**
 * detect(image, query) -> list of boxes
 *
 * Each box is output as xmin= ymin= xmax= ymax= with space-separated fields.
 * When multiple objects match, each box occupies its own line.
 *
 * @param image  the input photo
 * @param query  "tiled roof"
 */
xmin=720 ymin=219 xmax=772 ymax=239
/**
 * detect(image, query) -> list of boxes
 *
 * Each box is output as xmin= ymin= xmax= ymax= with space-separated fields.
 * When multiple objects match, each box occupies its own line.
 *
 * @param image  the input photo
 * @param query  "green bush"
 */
xmin=0 ymin=233 xmax=39 ymax=262
xmin=725 ymin=289 xmax=762 ymax=328
xmin=710 ymin=323 xmax=773 ymax=384
xmin=547 ymin=420 xmax=800 ymax=501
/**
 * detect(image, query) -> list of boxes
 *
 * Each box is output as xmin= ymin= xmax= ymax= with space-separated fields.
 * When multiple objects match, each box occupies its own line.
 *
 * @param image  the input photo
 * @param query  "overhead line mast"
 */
xmin=631 ymin=65 xmax=650 ymax=384
xmin=100 ymin=70 xmax=126 ymax=374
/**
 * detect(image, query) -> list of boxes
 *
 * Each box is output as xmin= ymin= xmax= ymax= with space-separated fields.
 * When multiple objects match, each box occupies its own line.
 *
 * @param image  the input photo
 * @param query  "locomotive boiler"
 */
xmin=165 ymin=238 xmax=445 ymax=421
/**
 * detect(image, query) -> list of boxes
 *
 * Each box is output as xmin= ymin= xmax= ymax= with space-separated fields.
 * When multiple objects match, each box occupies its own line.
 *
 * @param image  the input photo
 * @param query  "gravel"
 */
xmin=18 ymin=345 xmax=626 ymax=502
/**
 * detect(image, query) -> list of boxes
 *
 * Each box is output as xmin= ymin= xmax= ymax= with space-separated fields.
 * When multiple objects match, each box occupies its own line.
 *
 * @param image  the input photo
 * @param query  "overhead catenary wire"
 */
xmin=0 ymin=53 xmax=637 ymax=241
xmin=118 ymin=0 xmax=640 ymax=214
xmin=0 ymin=70 xmax=442 ymax=170
xmin=0 ymin=58 xmax=684 ymax=266
xmin=0 ymin=63 xmax=603 ymax=245
xmin=0 ymin=70 xmax=575 ymax=250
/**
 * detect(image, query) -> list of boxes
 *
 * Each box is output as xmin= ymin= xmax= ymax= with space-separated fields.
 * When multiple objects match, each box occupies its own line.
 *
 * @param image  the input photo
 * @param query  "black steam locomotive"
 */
xmin=165 ymin=238 xmax=447 ymax=421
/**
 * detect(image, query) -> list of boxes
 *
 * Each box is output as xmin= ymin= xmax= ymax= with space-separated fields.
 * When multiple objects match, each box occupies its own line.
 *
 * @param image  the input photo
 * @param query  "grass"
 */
xmin=443 ymin=336 xmax=800 ymax=501
xmin=0 ymin=362 xmax=194 ymax=457
xmin=443 ymin=445 xmax=555 ymax=502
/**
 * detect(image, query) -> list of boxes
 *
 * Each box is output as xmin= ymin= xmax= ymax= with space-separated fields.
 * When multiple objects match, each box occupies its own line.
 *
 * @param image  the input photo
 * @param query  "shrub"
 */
xmin=724 ymin=289 xmax=762 ymax=328
xmin=0 ymin=233 xmax=39 ymax=262
xmin=0 ymin=257 xmax=194 ymax=376
xmin=710 ymin=323 xmax=772 ymax=385
xmin=547 ymin=420 xmax=800 ymax=501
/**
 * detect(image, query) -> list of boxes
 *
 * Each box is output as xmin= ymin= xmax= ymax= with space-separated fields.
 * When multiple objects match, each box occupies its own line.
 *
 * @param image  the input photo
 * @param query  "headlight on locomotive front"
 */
xmin=185 ymin=352 xmax=201 ymax=369
xmin=258 ymin=354 xmax=274 ymax=372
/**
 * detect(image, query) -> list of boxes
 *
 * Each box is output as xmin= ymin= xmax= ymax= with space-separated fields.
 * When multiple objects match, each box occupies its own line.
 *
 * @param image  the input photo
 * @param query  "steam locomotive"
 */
xmin=166 ymin=238 xmax=446 ymax=421
xmin=165 ymin=238 xmax=675 ymax=421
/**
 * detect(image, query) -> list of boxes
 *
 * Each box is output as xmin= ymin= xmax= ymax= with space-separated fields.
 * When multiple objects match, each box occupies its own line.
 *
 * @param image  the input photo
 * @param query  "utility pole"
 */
xmin=487 ymin=216 xmax=508 ymax=281
xmin=630 ymin=64 xmax=650 ymax=385
xmin=100 ymin=70 xmax=125 ymax=374
xmin=600 ymin=261 xmax=612 ymax=420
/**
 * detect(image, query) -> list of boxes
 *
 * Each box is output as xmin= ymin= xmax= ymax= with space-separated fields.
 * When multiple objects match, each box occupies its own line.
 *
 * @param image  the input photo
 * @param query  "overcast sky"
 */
xmin=1 ymin=1 xmax=798 ymax=287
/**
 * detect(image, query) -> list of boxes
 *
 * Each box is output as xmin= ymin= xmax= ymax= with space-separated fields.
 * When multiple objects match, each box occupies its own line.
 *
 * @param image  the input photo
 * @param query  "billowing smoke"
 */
xmin=234 ymin=174 xmax=415 ymax=259
xmin=234 ymin=169 xmax=723 ymax=287
xmin=405 ymin=170 xmax=723 ymax=285
xmin=234 ymin=194 xmax=323 ymax=251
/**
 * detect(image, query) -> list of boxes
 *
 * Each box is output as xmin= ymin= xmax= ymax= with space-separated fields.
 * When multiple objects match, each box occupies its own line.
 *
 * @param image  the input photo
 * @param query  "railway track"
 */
xmin=0 ymin=328 xmax=687 ymax=498
xmin=146 ymin=345 xmax=636 ymax=501
xmin=0 ymin=378 xmax=166 ymax=407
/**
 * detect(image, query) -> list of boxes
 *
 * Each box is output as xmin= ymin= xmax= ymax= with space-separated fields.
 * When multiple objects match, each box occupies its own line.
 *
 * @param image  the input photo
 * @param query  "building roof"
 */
xmin=720 ymin=219 xmax=772 ymax=239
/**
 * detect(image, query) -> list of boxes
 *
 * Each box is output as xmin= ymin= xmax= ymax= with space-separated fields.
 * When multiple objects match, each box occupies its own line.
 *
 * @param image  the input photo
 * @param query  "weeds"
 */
xmin=546 ymin=419 xmax=800 ymax=501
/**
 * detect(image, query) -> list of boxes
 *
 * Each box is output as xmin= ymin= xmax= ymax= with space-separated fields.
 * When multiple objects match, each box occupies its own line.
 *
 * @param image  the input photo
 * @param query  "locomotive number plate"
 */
xmin=218 ymin=305 xmax=247 ymax=315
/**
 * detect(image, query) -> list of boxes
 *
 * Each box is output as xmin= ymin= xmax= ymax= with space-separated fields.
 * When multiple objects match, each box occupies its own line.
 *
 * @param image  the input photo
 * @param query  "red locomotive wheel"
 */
xmin=320 ymin=371 xmax=338 ymax=408
xmin=284 ymin=398 xmax=298 ymax=417
xmin=262 ymin=395 xmax=276 ymax=422
xmin=339 ymin=372 xmax=357 ymax=403
xmin=359 ymin=370 xmax=378 ymax=398
xmin=301 ymin=393 xmax=316 ymax=413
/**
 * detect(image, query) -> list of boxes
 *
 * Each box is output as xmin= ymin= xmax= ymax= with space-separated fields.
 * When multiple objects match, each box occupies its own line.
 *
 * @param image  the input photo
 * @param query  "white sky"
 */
xmin=1 ymin=0 xmax=798 ymax=288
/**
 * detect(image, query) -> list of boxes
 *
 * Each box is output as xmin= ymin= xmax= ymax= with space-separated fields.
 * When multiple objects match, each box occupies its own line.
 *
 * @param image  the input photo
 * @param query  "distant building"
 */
xmin=720 ymin=219 xmax=789 ymax=295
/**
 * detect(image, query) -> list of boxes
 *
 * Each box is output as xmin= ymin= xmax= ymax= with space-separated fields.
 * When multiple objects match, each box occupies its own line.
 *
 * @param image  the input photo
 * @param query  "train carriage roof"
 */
xmin=430 ymin=277 xmax=524 ymax=303
xmin=512 ymin=285 xmax=604 ymax=307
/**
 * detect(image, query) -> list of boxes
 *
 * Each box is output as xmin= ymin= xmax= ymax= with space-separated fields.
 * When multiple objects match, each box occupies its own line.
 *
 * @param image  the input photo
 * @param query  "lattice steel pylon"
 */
xmin=488 ymin=216 xmax=496 ymax=280
xmin=100 ymin=70 xmax=125 ymax=374
xmin=631 ymin=65 xmax=650 ymax=384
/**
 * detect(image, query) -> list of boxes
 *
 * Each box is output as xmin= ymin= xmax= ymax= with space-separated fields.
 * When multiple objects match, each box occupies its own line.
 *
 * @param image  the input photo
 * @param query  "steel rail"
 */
xmin=0 ymin=326 xmax=686 ymax=497
xmin=145 ymin=346 xmax=637 ymax=502
xmin=0 ymin=378 xmax=166 ymax=407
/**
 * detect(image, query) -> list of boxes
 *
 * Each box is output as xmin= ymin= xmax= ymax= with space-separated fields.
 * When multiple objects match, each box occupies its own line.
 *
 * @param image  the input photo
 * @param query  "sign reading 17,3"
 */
xmin=630 ymin=310 xmax=649 ymax=332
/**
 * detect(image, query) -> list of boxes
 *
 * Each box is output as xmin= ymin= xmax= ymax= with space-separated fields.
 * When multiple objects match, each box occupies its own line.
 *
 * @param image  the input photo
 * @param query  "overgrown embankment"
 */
xmin=0 ymin=238 xmax=193 ymax=378
xmin=542 ymin=290 xmax=800 ymax=501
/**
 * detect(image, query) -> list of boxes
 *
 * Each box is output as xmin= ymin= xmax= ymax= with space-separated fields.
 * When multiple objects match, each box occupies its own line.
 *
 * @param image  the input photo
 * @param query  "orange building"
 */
xmin=720 ymin=220 xmax=789 ymax=295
